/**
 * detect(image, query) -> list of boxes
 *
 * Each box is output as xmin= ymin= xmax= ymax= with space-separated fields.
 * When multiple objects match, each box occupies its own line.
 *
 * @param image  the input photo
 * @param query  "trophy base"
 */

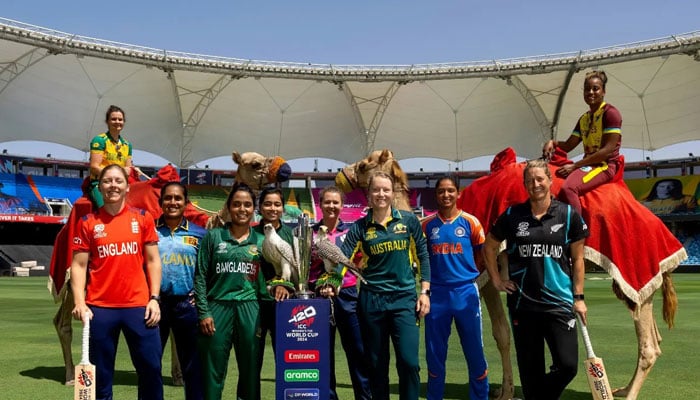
xmin=295 ymin=290 xmax=314 ymax=300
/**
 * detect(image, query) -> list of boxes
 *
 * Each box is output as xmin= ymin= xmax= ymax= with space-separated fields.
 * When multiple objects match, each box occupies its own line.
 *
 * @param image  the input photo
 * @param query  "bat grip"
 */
xmin=577 ymin=315 xmax=596 ymax=359
xmin=80 ymin=312 xmax=91 ymax=365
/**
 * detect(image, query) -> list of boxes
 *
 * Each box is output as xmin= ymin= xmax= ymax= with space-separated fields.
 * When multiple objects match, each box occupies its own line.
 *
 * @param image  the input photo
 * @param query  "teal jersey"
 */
xmin=341 ymin=208 xmax=430 ymax=293
xmin=157 ymin=217 xmax=207 ymax=296
xmin=253 ymin=222 xmax=295 ymax=301
xmin=194 ymin=224 xmax=266 ymax=320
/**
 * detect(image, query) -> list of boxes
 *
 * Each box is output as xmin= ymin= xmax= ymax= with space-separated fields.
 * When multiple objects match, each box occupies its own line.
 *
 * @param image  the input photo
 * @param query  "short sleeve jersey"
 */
xmin=156 ymin=217 xmax=207 ymax=296
xmin=421 ymin=211 xmax=485 ymax=285
xmin=572 ymin=102 xmax=622 ymax=161
xmin=194 ymin=225 xmax=265 ymax=320
xmin=341 ymin=207 xmax=430 ymax=293
xmin=73 ymin=206 xmax=158 ymax=308
xmin=489 ymin=199 xmax=589 ymax=316
xmin=90 ymin=133 xmax=133 ymax=179
xmin=310 ymin=220 xmax=358 ymax=288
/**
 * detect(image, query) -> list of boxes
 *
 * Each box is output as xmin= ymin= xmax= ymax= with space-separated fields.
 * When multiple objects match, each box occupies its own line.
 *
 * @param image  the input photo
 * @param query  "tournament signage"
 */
xmin=275 ymin=299 xmax=330 ymax=400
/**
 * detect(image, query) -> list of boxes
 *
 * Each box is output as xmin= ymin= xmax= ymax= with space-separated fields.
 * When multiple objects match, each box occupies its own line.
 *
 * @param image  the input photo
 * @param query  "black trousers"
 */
xmin=510 ymin=310 xmax=578 ymax=400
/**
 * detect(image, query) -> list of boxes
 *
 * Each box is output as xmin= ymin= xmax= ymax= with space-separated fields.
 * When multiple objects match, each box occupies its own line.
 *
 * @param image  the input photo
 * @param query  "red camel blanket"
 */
xmin=457 ymin=147 xmax=687 ymax=304
xmin=48 ymin=165 xmax=210 ymax=299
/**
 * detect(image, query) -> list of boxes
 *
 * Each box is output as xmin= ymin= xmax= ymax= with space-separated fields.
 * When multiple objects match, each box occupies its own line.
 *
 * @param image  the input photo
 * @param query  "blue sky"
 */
xmin=1 ymin=1 xmax=699 ymax=171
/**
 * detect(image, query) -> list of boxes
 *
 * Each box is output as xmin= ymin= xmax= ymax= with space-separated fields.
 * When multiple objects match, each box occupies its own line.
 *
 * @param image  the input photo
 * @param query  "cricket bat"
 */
xmin=578 ymin=316 xmax=613 ymax=400
xmin=74 ymin=313 xmax=95 ymax=400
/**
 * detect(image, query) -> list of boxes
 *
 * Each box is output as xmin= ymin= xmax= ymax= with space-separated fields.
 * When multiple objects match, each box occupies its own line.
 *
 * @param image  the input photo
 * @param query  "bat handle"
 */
xmin=577 ymin=314 xmax=596 ymax=359
xmin=80 ymin=312 xmax=91 ymax=365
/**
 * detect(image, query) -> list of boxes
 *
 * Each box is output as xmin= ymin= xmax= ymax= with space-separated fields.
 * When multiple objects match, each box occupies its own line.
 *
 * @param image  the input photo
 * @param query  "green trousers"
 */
xmin=198 ymin=300 xmax=260 ymax=400
xmin=359 ymin=290 xmax=421 ymax=400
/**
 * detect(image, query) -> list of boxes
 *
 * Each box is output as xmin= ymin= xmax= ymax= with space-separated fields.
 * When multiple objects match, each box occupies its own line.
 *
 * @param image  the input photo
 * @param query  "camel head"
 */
xmin=335 ymin=149 xmax=411 ymax=210
xmin=232 ymin=151 xmax=292 ymax=190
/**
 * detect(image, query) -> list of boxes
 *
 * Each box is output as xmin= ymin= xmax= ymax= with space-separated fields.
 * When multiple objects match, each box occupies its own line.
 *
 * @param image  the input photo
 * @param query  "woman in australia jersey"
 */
xmin=340 ymin=171 xmax=430 ymax=400
xmin=542 ymin=70 xmax=622 ymax=214
xmin=483 ymin=159 xmax=589 ymax=400
xmin=194 ymin=183 xmax=267 ymax=400
xmin=88 ymin=105 xmax=134 ymax=208
xmin=70 ymin=164 xmax=163 ymax=400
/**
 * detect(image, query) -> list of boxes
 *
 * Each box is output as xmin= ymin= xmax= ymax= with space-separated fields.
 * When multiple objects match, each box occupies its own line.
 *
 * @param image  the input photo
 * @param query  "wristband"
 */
xmin=420 ymin=289 xmax=431 ymax=296
xmin=150 ymin=295 xmax=161 ymax=301
xmin=573 ymin=293 xmax=584 ymax=300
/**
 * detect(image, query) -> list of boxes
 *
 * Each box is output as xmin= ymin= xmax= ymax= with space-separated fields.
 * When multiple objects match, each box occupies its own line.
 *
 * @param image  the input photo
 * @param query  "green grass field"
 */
xmin=0 ymin=274 xmax=698 ymax=399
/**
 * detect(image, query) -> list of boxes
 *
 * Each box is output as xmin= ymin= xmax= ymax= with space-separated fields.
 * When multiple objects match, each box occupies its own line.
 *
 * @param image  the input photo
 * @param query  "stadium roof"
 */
xmin=1 ymin=17 xmax=699 ymax=168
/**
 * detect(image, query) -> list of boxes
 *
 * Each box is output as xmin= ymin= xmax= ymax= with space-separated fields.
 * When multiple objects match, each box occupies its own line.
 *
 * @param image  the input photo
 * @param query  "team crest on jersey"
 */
xmin=93 ymin=224 xmax=106 ymax=239
xmin=248 ymin=244 xmax=259 ymax=256
xmin=183 ymin=236 xmax=199 ymax=247
xmin=92 ymin=142 xmax=100 ymax=149
xmin=454 ymin=226 xmax=466 ymax=237
xmin=516 ymin=222 xmax=529 ymax=237
xmin=73 ymin=237 xmax=82 ymax=245
xmin=131 ymin=218 xmax=139 ymax=234
xmin=550 ymin=223 xmax=564 ymax=233
xmin=365 ymin=227 xmax=377 ymax=240
xmin=430 ymin=227 xmax=440 ymax=240
xmin=216 ymin=242 xmax=228 ymax=253
xmin=392 ymin=223 xmax=407 ymax=234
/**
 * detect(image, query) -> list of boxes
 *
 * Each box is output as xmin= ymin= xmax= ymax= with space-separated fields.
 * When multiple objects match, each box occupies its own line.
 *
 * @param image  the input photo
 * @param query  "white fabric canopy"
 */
xmin=1 ymin=18 xmax=699 ymax=167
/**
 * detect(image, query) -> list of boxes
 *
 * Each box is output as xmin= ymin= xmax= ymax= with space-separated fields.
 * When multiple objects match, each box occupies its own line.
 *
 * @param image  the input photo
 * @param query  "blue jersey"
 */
xmin=157 ymin=217 xmax=207 ymax=296
xmin=422 ymin=211 xmax=485 ymax=285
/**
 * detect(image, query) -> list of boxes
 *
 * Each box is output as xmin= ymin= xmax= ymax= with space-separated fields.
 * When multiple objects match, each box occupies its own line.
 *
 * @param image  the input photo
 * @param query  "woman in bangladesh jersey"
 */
xmin=194 ymin=183 xmax=267 ymax=400
xmin=542 ymin=70 xmax=622 ymax=214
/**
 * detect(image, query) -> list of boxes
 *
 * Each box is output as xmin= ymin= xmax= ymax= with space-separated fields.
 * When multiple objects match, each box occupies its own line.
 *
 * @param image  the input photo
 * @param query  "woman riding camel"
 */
xmin=543 ymin=70 xmax=622 ymax=214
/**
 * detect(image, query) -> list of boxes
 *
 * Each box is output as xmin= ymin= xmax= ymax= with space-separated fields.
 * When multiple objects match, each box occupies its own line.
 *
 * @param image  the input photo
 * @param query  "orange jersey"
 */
xmin=73 ymin=206 xmax=158 ymax=307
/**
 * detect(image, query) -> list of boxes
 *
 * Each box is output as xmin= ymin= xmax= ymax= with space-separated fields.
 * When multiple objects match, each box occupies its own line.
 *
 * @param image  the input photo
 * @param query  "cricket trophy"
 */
xmin=295 ymin=213 xmax=314 ymax=299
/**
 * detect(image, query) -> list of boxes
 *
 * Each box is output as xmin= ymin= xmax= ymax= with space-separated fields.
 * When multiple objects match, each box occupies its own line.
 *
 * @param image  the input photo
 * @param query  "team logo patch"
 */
xmin=73 ymin=237 xmax=82 ymax=245
xmin=216 ymin=242 xmax=228 ymax=253
xmin=131 ymin=218 xmax=139 ymax=234
xmin=454 ymin=226 xmax=466 ymax=237
xmin=92 ymin=142 xmax=100 ymax=149
xmin=248 ymin=244 xmax=259 ymax=256
xmin=183 ymin=236 xmax=199 ymax=246
xmin=516 ymin=222 xmax=529 ymax=237
xmin=365 ymin=227 xmax=377 ymax=240
xmin=93 ymin=224 xmax=106 ymax=239
xmin=430 ymin=227 xmax=440 ymax=240
xmin=550 ymin=223 xmax=564 ymax=233
xmin=392 ymin=223 xmax=407 ymax=234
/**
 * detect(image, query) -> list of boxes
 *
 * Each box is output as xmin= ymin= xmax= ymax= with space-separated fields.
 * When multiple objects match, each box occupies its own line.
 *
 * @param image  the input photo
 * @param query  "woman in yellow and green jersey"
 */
xmin=88 ymin=105 xmax=133 ymax=207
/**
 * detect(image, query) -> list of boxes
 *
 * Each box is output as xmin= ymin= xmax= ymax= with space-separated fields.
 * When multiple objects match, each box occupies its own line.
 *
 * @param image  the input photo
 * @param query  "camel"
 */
xmin=335 ymin=149 xmax=411 ymax=211
xmin=48 ymin=151 xmax=291 ymax=385
xmin=337 ymin=148 xmax=687 ymax=400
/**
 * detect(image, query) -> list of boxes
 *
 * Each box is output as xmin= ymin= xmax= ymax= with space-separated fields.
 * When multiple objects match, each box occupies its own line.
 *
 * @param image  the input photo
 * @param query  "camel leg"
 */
xmin=481 ymin=280 xmax=514 ymax=400
xmin=170 ymin=334 xmax=184 ymax=386
xmin=613 ymin=296 xmax=662 ymax=399
xmin=53 ymin=289 xmax=75 ymax=385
